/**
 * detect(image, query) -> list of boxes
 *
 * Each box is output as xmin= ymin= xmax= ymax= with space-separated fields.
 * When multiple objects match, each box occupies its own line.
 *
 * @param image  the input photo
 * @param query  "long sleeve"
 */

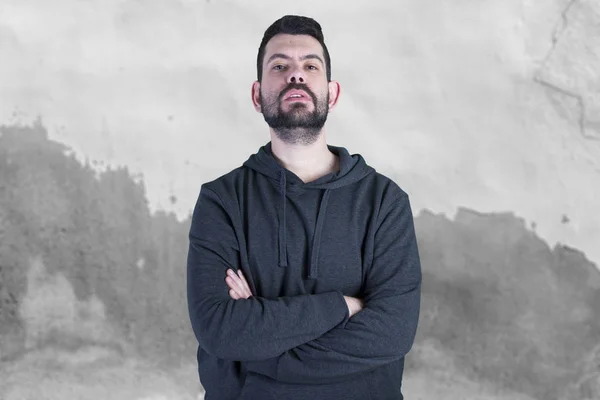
xmin=187 ymin=185 xmax=350 ymax=362
xmin=245 ymin=193 xmax=422 ymax=383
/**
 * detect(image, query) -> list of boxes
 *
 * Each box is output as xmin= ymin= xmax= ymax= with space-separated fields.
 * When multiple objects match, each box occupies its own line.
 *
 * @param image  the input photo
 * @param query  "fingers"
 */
xmin=233 ymin=269 xmax=252 ymax=297
xmin=237 ymin=269 xmax=252 ymax=295
xmin=229 ymin=289 xmax=240 ymax=300
xmin=226 ymin=274 xmax=245 ymax=297
xmin=226 ymin=269 xmax=252 ymax=299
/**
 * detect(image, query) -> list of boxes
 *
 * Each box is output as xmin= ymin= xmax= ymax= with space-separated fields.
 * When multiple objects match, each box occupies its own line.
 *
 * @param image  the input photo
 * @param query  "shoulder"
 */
xmin=199 ymin=166 xmax=247 ymax=199
xmin=352 ymin=150 xmax=410 ymax=200
xmin=371 ymin=171 xmax=409 ymax=198
xmin=359 ymin=163 xmax=411 ymax=209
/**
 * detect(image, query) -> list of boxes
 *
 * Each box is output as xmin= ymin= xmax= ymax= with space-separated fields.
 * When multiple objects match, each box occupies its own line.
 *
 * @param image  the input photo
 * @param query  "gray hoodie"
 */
xmin=187 ymin=141 xmax=422 ymax=400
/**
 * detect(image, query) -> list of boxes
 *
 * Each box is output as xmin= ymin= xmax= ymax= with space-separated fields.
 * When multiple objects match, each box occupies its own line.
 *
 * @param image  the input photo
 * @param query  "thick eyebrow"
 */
xmin=267 ymin=53 xmax=325 ymax=67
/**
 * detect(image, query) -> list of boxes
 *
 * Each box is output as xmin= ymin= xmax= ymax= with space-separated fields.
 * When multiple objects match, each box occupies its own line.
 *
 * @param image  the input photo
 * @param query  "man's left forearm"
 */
xmin=244 ymin=281 xmax=421 ymax=384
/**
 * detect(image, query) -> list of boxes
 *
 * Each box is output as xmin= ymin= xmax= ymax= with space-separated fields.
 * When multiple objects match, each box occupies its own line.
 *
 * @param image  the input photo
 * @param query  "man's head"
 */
xmin=251 ymin=15 xmax=341 ymax=145
xmin=256 ymin=15 xmax=332 ymax=83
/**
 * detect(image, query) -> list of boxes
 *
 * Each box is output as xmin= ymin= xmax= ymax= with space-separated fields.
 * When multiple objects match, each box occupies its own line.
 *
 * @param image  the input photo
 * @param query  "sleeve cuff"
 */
xmin=245 ymin=357 xmax=279 ymax=380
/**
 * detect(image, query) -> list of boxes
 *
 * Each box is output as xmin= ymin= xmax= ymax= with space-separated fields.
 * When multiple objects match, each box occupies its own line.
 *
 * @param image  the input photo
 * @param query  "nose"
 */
xmin=288 ymin=69 xmax=305 ymax=84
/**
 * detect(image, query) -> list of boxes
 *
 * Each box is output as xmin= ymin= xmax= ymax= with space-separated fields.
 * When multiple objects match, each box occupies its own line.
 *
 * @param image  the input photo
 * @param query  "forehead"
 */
xmin=264 ymin=34 xmax=324 ymax=61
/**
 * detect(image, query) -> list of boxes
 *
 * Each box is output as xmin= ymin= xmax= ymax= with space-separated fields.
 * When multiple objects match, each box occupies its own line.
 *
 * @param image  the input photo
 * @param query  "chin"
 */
xmin=286 ymin=105 xmax=314 ymax=116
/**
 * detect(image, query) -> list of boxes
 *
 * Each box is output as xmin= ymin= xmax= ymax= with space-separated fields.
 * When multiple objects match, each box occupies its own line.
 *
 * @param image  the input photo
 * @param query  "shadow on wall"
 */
xmin=0 ymin=119 xmax=598 ymax=400
xmin=16 ymin=255 xmax=124 ymax=355
xmin=407 ymin=207 xmax=600 ymax=400
xmin=0 ymin=118 xmax=195 ymax=368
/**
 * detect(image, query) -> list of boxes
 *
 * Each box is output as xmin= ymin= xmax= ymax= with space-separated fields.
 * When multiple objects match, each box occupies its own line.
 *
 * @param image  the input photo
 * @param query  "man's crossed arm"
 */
xmin=225 ymin=268 xmax=365 ymax=317
xmin=188 ymin=185 xmax=361 ymax=363
xmin=187 ymin=185 xmax=421 ymax=384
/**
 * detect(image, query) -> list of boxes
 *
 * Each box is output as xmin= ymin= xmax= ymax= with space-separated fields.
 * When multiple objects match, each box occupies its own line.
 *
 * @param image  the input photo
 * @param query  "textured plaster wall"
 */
xmin=0 ymin=0 xmax=598 ymax=270
xmin=18 ymin=256 xmax=117 ymax=351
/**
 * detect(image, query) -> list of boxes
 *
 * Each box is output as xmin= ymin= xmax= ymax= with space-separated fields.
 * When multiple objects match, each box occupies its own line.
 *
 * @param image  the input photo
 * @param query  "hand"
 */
xmin=343 ymin=296 xmax=364 ymax=317
xmin=225 ymin=269 xmax=253 ymax=300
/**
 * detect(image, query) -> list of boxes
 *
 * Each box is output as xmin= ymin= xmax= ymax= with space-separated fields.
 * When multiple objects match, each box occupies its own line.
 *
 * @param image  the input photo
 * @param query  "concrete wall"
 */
xmin=1 ymin=0 xmax=598 ymax=268
xmin=1 ymin=1 xmax=598 ymax=399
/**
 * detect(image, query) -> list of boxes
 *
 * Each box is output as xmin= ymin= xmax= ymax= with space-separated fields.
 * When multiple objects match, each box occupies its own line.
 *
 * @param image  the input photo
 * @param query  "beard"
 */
xmin=259 ymin=83 xmax=330 ymax=145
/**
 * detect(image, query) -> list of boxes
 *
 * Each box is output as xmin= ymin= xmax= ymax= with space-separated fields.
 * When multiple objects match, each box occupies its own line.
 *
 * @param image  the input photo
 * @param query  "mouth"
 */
xmin=283 ymin=90 xmax=311 ymax=102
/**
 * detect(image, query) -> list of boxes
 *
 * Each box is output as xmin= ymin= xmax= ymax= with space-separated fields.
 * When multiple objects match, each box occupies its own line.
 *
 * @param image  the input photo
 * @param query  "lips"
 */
xmin=283 ymin=89 xmax=310 ymax=101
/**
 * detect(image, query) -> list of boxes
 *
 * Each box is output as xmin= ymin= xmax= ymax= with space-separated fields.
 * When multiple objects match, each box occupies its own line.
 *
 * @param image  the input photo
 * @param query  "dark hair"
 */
xmin=257 ymin=15 xmax=331 ymax=82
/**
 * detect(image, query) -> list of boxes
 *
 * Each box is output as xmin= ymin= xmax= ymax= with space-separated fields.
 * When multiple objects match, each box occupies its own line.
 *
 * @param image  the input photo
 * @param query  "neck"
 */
xmin=269 ymin=129 xmax=339 ymax=183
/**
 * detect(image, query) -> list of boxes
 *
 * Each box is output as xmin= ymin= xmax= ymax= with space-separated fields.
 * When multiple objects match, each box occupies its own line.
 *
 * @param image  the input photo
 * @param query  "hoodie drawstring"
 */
xmin=277 ymin=169 xmax=331 ymax=280
xmin=309 ymin=189 xmax=331 ymax=279
xmin=278 ymin=169 xmax=288 ymax=268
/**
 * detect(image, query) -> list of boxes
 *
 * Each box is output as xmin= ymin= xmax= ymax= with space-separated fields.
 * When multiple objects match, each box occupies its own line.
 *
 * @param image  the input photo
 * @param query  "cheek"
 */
xmin=317 ymin=88 xmax=330 ymax=103
xmin=262 ymin=89 xmax=284 ymax=105
xmin=261 ymin=80 xmax=284 ymax=95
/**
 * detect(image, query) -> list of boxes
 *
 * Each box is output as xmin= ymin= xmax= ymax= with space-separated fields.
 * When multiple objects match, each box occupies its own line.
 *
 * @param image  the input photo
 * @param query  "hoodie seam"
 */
xmin=203 ymin=185 xmax=228 ymax=210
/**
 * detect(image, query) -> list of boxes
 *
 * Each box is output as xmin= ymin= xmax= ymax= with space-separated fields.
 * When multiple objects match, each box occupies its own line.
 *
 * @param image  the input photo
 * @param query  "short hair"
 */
xmin=256 ymin=15 xmax=332 ymax=82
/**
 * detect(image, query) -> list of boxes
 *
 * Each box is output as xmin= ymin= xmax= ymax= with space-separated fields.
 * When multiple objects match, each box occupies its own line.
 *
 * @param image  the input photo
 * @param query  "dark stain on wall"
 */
xmin=0 ymin=119 xmax=598 ymax=399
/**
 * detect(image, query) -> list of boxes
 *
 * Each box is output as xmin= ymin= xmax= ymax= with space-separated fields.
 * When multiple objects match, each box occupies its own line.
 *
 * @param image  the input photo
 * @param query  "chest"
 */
xmin=241 ymin=185 xmax=376 ymax=298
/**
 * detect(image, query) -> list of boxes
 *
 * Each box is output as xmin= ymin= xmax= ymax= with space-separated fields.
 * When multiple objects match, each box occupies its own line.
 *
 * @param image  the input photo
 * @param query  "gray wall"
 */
xmin=0 ymin=1 xmax=598 ymax=399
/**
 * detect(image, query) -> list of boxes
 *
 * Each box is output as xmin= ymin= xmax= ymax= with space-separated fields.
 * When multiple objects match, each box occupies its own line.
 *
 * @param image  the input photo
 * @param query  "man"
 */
xmin=187 ymin=15 xmax=422 ymax=400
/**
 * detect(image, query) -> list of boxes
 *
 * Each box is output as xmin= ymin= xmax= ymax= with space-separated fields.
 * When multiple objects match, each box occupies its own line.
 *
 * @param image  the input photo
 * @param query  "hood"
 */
xmin=242 ymin=141 xmax=375 ymax=279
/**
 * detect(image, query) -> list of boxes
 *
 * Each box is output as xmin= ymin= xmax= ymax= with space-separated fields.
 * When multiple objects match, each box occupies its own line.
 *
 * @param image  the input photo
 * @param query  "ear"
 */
xmin=251 ymin=81 xmax=262 ymax=113
xmin=327 ymin=80 xmax=341 ymax=111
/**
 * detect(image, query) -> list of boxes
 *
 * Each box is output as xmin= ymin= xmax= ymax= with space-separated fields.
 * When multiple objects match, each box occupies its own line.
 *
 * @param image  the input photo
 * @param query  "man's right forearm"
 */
xmin=187 ymin=239 xmax=351 ymax=362
xmin=190 ymin=293 xmax=349 ymax=362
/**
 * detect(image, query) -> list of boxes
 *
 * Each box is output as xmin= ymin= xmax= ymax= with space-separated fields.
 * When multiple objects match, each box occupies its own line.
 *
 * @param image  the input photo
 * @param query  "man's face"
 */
xmin=257 ymin=34 xmax=331 ymax=144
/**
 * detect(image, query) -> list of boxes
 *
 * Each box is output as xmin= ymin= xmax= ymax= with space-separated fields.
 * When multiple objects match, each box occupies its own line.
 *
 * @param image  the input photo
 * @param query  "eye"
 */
xmin=273 ymin=65 xmax=286 ymax=71
xmin=307 ymin=65 xmax=318 ymax=70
